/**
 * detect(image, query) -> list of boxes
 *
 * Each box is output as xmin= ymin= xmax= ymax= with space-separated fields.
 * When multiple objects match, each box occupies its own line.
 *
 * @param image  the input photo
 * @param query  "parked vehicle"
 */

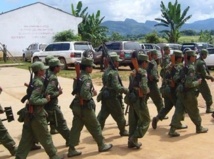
xmin=140 ymin=43 xmax=162 ymax=58
xmin=157 ymin=43 xmax=182 ymax=54
xmin=181 ymin=42 xmax=212 ymax=53
xmin=23 ymin=43 xmax=47 ymax=61
xmin=203 ymin=48 xmax=214 ymax=68
xmin=32 ymin=41 xmax=94 ymax=69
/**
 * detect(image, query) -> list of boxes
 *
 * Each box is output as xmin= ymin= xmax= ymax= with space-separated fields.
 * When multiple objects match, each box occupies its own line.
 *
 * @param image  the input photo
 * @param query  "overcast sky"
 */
xmin=1 ymin=0 xmax=214 ymax=23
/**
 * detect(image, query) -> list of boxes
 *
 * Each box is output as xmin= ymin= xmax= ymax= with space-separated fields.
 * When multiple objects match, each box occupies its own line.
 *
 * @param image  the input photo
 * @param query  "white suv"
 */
xmin=32 ymin=41 xmax=94 ymax=69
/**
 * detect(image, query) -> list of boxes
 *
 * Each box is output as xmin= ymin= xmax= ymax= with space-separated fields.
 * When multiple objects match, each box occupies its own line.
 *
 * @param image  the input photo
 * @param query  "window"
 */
xmin=124 ymin=42 xmax=141 ymax=50
xmin=106 ymin=42 xmax=121 ymax=50
xmin=74 ymin=43 xmax=90 ymax=50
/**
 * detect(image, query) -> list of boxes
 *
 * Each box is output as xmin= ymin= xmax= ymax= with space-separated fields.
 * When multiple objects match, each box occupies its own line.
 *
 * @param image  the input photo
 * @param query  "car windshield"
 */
xmin=74 ymin=43 xmax=91 ymax=50
xmin=106 ymin=43 xmax=121 ymax=50
xmin=124 ymin=42 xmax=141 ymax=50
xmin=39 ymin=44 xmax=47 ymax=50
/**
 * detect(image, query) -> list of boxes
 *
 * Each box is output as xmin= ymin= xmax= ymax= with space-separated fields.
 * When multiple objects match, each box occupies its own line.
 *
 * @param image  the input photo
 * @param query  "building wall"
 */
xmin=0 ymin=3 xmax=82 ymax=56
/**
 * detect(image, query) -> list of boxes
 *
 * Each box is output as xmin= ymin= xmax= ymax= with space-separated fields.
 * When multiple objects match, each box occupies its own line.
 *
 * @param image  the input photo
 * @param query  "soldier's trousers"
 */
xmin=97 ymin=96 xmax=126 ymax=134
xmin=0 ymin=119 xmax=16 ymax=154
xmin=129 ymin=96 xmax=150 ymax=138
xmin=147 ymin=82 xmax=164 ymax=113
xmin=15 ymin=110 xmax=60 ymax=159
xmin=198 ymin=79 xmax=213 ymax=108
xmin=69 ymin=99 xmax=104 ymax=147
xmin=46 ymin=106 xmax=70 ymax=143
xmin=170 ymin=90 xmax=202 ymax=128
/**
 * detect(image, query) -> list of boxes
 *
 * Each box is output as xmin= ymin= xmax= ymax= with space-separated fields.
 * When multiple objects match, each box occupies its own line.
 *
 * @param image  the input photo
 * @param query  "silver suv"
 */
xmin=32 ymin=41 xmax=94 ymax=69
xmin=23 ymin=43 xmax=47 ymax=61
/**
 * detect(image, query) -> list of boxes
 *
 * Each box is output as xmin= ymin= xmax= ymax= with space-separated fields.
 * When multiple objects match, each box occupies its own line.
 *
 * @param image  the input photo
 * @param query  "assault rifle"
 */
xmin=72 ymin=62 xmax=83 ymax=106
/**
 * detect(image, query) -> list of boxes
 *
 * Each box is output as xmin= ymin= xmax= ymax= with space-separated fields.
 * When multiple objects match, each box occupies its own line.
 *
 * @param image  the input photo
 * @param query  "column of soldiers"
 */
xmin=1 ymin=47 xmax=214 ymax=158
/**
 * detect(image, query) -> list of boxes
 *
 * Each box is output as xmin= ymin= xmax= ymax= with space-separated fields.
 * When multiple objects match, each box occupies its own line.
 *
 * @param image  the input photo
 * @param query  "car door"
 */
xmin=25 ymin=44 xmax=33 ymax=60
xmin=204 ymin=49 xmax=214 ymax=67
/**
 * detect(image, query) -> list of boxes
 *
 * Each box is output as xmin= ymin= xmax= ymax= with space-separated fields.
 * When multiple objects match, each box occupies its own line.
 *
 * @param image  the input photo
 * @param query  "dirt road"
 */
xmin=0 ymin=67 xmax=214 ymax=159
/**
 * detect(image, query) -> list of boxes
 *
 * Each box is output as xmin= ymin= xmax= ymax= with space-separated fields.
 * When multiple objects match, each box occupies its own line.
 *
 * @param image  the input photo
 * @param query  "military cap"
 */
xmin=163 ymin=46 xmax=170 ymax=50
xmin=138 ymin=54 xmax=150 ymax=62
xmin=173 ymin=50 xmax=183 ymax=57
xmin=186 ymin=50 xmax=197 ymax=57
xmin=109 ymin=52 xmax=122 ymax=62
xmin=81 ymin=57 xmax=96 ymax=67
xmin=31 ymin=61 xmax=49 ymax=72
xmin=200 ymin=49 xmax=208 ymax=55
xmin=150 ymin=49 xmax=158 ymax=55
xmin=48 ymin=58 xmax=63 ymax=67
xmin=45 ymin=55 xmax=54 ymax=65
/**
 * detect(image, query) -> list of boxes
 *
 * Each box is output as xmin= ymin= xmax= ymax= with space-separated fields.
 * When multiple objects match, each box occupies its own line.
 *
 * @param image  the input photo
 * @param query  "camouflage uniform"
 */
xmin=152 ymin=51 xmax=186 ymax=129
xmin=0 ymin=105 xmax=16 ymax=156
xmin=97 ymin=52 xmax=128 ymax=136
xmin=45 ymin=59 xmax=70 ymax=145
xmin=168 ymin=50 xmax=208 ymax=137
xmin=195 ymin=49 xmax=214 ymax=113
xmin=16 ymin=62 xmax=61 ymax=159
xmin=128 ymin=54 xmax=150 ymax=149
xmin=68 ymin=57 xmax=112 ymax=157
xmin=146 ymin=50 xmax=164 ymax=113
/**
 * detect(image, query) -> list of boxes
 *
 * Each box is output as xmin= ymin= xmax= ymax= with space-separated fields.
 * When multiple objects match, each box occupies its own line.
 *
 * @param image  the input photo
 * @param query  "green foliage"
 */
xmin=71 ymin=1 xmax=108 ymax=47
xmin=108 ymin=32 xmax=124 ymax=41
xmin=199 ymin=30 xmax=213 ymax=44
xmin=53 ymin=30 xmax=81 ymax=42
xmin=145 ymin=31 xmax=160 ymax=43
xmin=180 ymin=30 xmax=197 ymax=36
xmin=155 ymin=0 xmax=192 ymax=43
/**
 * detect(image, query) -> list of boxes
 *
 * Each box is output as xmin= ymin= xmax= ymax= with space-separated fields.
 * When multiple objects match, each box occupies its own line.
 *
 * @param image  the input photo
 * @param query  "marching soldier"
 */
xmin=168 ymin=50 xmax=208 ymax=137
xmin=67 ymin=57 xmax=112 ymax=157
xmin=97 ymin=52 xmax=129 ymax=136
xmin=16 ymin=62 xmax=63 ymax=159
xmin=45 ymin=58 xmax=70 ymax=146
xmin=195 ymin=49 xmax=214 ymax=113
xmin=127 ymin=53 xmax=150 ymax=149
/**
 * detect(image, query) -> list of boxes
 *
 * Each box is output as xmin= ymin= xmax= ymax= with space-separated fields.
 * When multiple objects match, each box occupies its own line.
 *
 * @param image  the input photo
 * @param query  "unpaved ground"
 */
xmin=0 ymin=67 xmax=214 ymax=159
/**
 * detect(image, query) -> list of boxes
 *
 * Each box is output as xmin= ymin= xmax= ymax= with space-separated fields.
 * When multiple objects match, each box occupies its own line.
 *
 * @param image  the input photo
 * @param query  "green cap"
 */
xmin=173 ymin=50 xmax=183 ymax=57
xmin=109 ymin=52 xmax=122 ymax=62
xmin=186 ymin=50 xmax=197 ymax=57
xmin=81 ymin=57 xmax=96 ymax=67
xmin=150 ymin=49 xmax=158 ymax=55
xmin=48 ymin=58 xmax=63 ymax=67
xmin=138 ymin=54 xmax=150 ymax=62
xmin=163 ymin=46 xmax=170 ymax=50
xmin=31 ymin=61 xmax=49 ymax=72
xmin=201 ymin=49 xmax=208 ymax=55
xmin=45 ymin=55 xmax=54 ymax=65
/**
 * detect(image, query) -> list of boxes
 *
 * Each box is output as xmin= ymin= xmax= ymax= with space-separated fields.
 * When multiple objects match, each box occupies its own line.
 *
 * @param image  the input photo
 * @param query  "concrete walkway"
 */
xmin=0 ymin=67 xmax=214 ymax=159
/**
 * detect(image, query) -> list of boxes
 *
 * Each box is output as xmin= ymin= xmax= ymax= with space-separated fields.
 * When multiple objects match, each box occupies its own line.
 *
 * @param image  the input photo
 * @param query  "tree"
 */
xmin=53 ymin=30 xmax=81 ymax=42
xmin=108 ymin=32 xmax=124 ymax=41
xmin=199 ymin=30 xmax=213 ymax=44
xmin=155 ymin=0 xmax=192 ymax=43
xmin=71 ymin=1 xmax=108 ymax=47
xmin=145 ymin=31 xmax=160 ymax=43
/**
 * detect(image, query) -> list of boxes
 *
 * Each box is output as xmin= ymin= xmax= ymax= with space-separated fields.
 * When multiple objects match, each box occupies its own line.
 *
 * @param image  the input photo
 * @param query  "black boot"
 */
xmin=67 ymin=146 xmax=82 ymax=157
xmin=128 ymin=136 xmax=142 ymax=149
xmin=152 ymin=116 xmax=159 ymax=129
xmin=98 ymin=143 xmax=113 ymax=152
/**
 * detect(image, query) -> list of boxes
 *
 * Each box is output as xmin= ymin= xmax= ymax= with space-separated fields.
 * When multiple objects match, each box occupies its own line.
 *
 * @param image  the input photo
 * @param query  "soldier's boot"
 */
xmin=152 ymin=116 xmax=159 ymax=129
xmin=168 ymin=127 xmax=180 ymax=137
xmin=128 ymin=136 xmax=142 ymax=149
xmin=206 ymin=107 xmax=214 ymax=113
xmin=212 ymin=113 xmax=214 ymax=118
xmin=196 ymin=126 xmax=208 ymax=134
xmin=50 ymin=127 xmax=59 ymax=135
xmin=177 ymin=124 xmax=188 ymax=130
xmin=30 ymin=143 xmax=41 ymax=151
xmin=98 ymin=143 xmax=113 ymax=152
xmin=163 ymin=116 xmax=169 ymax=120
xmin=67 ymin=146 xmax=82 ymax=157
xmin=8 ymin=145 xmax=17 ymax=156
xmin=120 ymin=129 xmax=129 ymax=136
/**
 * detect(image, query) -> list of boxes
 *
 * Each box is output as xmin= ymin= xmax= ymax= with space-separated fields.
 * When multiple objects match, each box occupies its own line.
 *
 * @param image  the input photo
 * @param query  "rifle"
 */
xmin=1 ymin=106 xmax=14 ymax=122
xmin=21 ymin=67 xmax=34 ymax=103
xmin=72 ymin=62 xmax=83 ymax=106
xmin=169 ymin=54 xmax=175 ymax=87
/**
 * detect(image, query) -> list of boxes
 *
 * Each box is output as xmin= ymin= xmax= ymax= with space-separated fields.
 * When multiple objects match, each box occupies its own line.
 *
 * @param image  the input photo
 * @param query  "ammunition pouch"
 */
xmin=176 ymin=84 xmax=184 ymax=93
xmin=102 ymin=88 xmax=110 ymax=99
xmin=160 ymin=85 xmax=171 ymax=98
xmin=84 ymin=99 xmax=96 ymax=110
xmin=17 ymin=107 xmax=28 ymax=123
xmin=124 ymin=90 xmax=137 ymax=105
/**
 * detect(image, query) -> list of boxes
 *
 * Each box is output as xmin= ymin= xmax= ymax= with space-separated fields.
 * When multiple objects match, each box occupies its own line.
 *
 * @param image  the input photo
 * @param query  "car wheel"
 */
xmin=23 ymin=54 xmax=27 ymax=62
xmin=33 ymin=57 xmax=39 ymax=63
xmin=59 ymin=58 xmax=67 ymax=70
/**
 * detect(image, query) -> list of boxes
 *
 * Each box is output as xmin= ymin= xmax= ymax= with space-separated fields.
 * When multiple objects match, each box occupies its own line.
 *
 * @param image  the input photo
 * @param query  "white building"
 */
xmin=0 ymin=2 xmax=82 ymax=56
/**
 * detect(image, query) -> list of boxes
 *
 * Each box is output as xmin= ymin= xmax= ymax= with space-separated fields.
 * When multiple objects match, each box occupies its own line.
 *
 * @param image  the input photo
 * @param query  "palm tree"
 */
xmin=155 ymin=0 xmax=192 ymax=43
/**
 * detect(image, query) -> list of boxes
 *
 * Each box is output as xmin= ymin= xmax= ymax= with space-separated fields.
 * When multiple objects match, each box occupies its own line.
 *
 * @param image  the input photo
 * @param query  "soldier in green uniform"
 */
xmin=195 ymin=49 xmax=214 ymax=113
xmin=45 ymin=55 xmax=59 ymax=135
xmin=127 ymin=53 xmax=150 ymax=149
xmin=97 ymin=52 xmax=129 ymax=136
xmin=16 ymin=62 xmax=63 ymax=159
xmin=2 ymin=44 xmax=7 ymax=63
xmin=0 ymin=87 xmax=17 ymax=156
xmin=160 ymin=46 xmax=171 ymax=81
xmin=168 ymin=50 xmax=208 ymax=137
xmin=67 ymin=57 xmax=112 ymax=157
xmin=152 ymin=50 xmax=187 ymax=129
xmin=45 ymin=58 xmax=70 ymax=146
xmin=146 ymin=50 xmax=164 ymax=113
